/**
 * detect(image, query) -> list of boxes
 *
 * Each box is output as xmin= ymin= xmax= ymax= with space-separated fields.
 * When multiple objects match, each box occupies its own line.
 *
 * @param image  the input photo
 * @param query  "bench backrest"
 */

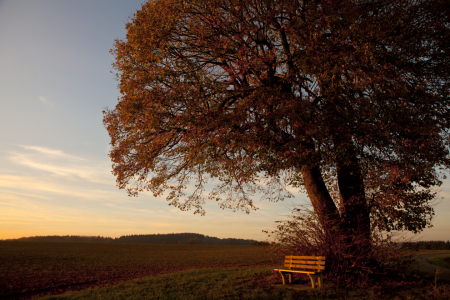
xmin=284 ymin=255 xmax=325 ymax=272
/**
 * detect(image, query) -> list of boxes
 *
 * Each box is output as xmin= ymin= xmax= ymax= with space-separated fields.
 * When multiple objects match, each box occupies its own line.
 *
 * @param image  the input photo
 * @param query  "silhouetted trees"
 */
xmin=401 ymin=240 xmax=450 ymax=250
xmin=114 ymin=233 xmax=257 ymax=245
xmin=6 ymin=235 xmax=113 ymax=243
xmin=188 ymin=237 xmax=198 ymax=244
xmin=2 ymin=233 xmax=259 ymax=245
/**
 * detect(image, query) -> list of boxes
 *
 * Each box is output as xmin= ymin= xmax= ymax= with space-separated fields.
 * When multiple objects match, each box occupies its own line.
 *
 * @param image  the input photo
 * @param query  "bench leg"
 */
xmin=278 ymin=271 xmax=293 ymax=284
xmin=279 ymin=271 xmax=287 ymax=285
xmin=307 ymin=274 xmax=316 ymax=288
xmin=318 ymin=273 xmax=323 ymax=288
xmin=308 ymin=273 xmax=323 ymax=289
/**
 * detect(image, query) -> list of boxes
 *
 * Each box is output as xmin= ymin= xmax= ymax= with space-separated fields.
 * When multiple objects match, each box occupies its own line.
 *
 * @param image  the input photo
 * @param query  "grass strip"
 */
xmin=39 ymin=266 xmax=332 ymax=300
xmin=428 ymin=255 xmax=450 ymax=269
xmin=39 ymin=266 xmax=450 ymax=300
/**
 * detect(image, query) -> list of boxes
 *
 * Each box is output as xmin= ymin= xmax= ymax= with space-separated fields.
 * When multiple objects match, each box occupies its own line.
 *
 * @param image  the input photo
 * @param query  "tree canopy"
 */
xmin=104 ymin=0 xmax=450 ymax=242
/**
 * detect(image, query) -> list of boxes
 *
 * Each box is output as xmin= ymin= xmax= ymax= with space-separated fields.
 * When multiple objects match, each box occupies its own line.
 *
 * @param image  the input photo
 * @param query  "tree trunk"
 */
xmin=333 ymin=134 xmax=371 ymax=250
xmin=301 ymin=163 xmax=341 ymax=233
xmin=319 ymin=78 xmax=371 ymax=249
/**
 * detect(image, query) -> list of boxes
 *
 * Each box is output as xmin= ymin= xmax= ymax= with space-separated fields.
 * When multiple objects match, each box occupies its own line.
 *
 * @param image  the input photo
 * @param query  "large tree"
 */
xmin=104 ymin=0 xmax=450 ymax=246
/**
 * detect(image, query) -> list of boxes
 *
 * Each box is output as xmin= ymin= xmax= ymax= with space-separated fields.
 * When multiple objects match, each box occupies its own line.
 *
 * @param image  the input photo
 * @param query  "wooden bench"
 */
xmin=274 ymin=255 xmax=325 ymax=289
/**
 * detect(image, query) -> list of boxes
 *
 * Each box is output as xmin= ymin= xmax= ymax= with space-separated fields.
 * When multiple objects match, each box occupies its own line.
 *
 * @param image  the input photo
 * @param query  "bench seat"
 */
xmin=274 ymin=255 xmax=325 ymax=288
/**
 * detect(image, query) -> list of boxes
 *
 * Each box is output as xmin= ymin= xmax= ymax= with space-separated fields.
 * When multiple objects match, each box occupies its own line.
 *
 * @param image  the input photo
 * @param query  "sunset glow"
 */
xmin=1 ymin=0 xmax=449 ymax=242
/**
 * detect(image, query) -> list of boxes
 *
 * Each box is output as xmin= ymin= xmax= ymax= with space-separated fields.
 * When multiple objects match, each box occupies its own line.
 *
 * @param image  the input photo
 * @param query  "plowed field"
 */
xmin=0 ymin=242 xmax=275 ymax=299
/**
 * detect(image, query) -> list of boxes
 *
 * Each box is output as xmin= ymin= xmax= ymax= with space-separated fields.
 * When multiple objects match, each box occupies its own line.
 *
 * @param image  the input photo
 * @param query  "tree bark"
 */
xmin=301 ymin=164 xmax=341 ymax=232
xmin=333 ymin=134 xmax=371 ymax=248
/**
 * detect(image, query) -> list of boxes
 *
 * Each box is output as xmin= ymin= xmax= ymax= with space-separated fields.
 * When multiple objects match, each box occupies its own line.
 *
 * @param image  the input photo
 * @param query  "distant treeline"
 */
xmin=401 ymin=240 xmax=450 ymax=250
xmin=2 ymin=233 xmax=261 ymax=245
xmin=115 ymin=233 xmax=259 ymax=245
xmin=8 ymin=235 xmax=113 ymax=243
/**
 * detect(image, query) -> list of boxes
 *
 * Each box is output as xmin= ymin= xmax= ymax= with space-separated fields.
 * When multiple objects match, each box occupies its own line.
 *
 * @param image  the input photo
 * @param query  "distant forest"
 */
xmin=400 ymin=240 xmax=450 ymax=251
xmin=1 ymin=233 xmax=263 ymax=245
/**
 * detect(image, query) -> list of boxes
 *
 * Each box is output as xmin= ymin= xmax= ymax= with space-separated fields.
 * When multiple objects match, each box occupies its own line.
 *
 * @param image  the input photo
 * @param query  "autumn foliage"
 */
xmin=264 ymin=207 xmax=412 ymax=283
xmin=104 ymin=0 xmax=450 ymax=263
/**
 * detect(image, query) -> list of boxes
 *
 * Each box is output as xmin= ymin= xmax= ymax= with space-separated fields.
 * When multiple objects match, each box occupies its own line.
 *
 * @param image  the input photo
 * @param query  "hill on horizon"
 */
xmin=1 ymin=232 xmax=263 ymax=245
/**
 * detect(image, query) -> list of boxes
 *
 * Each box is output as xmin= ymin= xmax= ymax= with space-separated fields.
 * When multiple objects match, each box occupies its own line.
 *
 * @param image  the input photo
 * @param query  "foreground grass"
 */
xmin=40 ymin=266 xmax=450 ymax=300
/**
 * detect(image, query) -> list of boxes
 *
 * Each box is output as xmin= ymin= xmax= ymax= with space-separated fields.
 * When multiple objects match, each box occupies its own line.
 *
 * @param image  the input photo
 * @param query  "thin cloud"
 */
xmin=22 ymin=145 xmax=86 ymax=161
xmin=0 ymin=174 xmax=123 ymax=203
xmin=0 ymin=188 xmax=50 ymax=202
xmin=38 ymin=96 xmax=55 ymax=108
xmin=9 ymin=146 xmax=113 ymax=185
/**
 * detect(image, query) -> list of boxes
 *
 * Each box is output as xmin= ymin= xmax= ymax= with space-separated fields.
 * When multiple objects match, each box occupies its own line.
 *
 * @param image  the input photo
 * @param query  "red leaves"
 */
xmin=103 ymin=0 xmax=449 ymax=238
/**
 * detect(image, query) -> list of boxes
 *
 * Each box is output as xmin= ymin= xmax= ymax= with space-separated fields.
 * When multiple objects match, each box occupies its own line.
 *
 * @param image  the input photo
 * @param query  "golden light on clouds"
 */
xmin=0 ymin=145 xmax=287 ymax=240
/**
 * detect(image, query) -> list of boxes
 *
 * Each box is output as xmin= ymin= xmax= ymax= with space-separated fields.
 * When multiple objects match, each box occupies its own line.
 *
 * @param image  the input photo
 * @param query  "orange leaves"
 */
xmin=104 ymin=0 xmax=450 ymax=232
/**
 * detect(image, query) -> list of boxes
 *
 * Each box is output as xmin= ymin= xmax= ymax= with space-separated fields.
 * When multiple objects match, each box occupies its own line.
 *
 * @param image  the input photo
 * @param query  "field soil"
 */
xmin=2 ymin=243 xmax=450 ymax=300
xmin=0 ymin=242 xmax=275 ymax=300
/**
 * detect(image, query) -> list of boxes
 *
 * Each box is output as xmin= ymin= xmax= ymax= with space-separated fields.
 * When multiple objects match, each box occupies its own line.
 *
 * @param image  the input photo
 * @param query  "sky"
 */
xmin=0 ymin=0 xmax=449 ymax=242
